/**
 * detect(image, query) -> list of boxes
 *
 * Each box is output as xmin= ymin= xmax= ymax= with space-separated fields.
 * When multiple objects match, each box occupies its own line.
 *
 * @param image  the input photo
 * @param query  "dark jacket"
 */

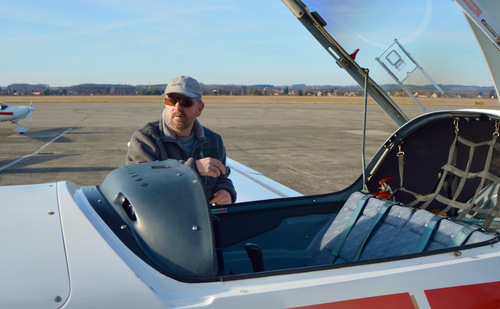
xmin=126 ymin=117 xmax=236 ymax=203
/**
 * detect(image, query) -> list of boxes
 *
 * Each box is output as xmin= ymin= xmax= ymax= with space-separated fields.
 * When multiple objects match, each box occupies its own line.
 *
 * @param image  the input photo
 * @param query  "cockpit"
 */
xmin=81 ymin=111 xmax=500 ymax=283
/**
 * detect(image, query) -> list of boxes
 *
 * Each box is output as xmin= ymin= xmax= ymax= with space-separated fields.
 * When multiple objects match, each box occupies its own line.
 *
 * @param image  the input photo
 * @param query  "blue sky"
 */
xmin=0 ymin=0 xmax=494 ymax=87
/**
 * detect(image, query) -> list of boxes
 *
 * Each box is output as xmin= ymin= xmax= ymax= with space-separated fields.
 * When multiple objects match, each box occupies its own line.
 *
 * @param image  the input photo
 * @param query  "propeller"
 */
xmin=28 ymin=98 xmax=34 ymax=124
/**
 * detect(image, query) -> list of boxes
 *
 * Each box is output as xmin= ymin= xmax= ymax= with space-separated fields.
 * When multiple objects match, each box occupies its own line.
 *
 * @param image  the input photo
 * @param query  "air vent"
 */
xmin=150 ymin=165 xmax=169 ymax=169
xmin=114 ymin=192 xmax=137 ymax=221
xmin=121 ymin=197 xmax=137 ymax=221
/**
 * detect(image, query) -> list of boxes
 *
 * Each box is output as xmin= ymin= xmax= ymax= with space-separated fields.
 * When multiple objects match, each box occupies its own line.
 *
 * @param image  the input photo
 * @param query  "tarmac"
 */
xmin=0 ymin=101 xmax=450 ymax=196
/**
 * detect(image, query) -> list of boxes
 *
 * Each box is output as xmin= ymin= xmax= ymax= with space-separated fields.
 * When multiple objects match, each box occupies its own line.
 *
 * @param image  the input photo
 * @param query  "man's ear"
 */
xmin=197 ymin=101 xmax=205 ymax=117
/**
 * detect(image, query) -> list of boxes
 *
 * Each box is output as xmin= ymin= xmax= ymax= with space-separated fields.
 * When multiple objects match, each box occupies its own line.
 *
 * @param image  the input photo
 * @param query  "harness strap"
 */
xmin=352 ymin=201 xmax=393 ymax=262
xmin=415 ymin=216 xmax=442 ymax=253
xmin=397 ymin=146 xmax=405 ymax=188
xmin=448 ymin=225 xmax=480 ymax=247
xmin=482 ymin=185 xmax=500 ymax=230
xmin=328 ymin=195 xmax=371 ymax=264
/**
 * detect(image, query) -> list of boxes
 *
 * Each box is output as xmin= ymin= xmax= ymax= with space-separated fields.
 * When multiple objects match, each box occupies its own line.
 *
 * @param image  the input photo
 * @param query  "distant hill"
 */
xmin=0 ymin=83 xmax=496 ymax=99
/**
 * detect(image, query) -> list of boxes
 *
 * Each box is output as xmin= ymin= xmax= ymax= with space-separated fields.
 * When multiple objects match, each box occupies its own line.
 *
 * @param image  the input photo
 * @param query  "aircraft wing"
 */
xmin=226 ymin=158 xmax=302 ymax=203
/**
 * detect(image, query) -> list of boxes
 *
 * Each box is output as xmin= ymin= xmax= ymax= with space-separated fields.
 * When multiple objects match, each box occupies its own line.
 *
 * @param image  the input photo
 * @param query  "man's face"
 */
xmin=163 ymin=94 xmax=204 ymax=137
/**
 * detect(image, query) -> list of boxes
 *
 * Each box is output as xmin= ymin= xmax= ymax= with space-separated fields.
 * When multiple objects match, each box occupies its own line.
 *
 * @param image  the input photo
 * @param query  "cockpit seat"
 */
xmin=309 ymin=192 xmax=409 ymax=265
xmin=309 ymin=192 xmax=496 ymax=266
xmin=378 ymin=209 xmax=496 ymax=258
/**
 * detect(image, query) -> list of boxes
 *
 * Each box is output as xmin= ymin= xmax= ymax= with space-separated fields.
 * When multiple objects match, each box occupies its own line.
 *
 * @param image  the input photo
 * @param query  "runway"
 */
xmin=0 ymin=101 xmax=434 ymax=196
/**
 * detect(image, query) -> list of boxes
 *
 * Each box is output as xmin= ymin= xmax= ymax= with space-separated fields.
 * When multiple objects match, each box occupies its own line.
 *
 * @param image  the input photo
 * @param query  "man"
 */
xmin=126 ymin=75 xmax=236 ymax=205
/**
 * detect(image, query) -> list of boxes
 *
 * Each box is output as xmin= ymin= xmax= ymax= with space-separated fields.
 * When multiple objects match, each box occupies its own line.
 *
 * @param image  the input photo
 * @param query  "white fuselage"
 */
xmin=2 ymin=132 xmax=500 ymax=309
xmin=0 ymin=102 xmax=34 ymax=123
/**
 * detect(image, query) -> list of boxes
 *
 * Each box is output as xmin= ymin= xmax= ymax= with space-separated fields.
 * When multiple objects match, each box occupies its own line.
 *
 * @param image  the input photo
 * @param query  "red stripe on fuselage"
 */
xmin=289 ymin=281 xmax=500 ymax=309
xmin=425 ymin=281 xmax=500 ymax=308
xmin=0 ymin=112 xmax=14 ymax=115
xmin=290 ymin=293 xmax=415 ymax=309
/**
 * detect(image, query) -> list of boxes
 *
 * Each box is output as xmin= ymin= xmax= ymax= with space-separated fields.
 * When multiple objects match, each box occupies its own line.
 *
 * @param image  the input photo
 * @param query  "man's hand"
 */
xmin=196 ymin=157 xmax=226 ymax=177
xmin=210 ymin=189 xmax=232 ymax=205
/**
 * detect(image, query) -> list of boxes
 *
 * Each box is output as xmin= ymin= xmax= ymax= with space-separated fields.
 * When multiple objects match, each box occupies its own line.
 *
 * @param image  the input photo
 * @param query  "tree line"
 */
xmin=0 ymin=83 xmax=496 ymax=99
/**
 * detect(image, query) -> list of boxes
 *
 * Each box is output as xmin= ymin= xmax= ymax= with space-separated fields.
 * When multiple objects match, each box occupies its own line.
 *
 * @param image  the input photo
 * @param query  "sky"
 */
xmin=0 ymin=0 xmax=495 ymax=87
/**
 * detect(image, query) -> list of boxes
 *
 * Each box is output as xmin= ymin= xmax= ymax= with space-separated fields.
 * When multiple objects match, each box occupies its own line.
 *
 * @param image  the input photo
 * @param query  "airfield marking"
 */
xmin=0 ymin=128 xmax=73 ymax=172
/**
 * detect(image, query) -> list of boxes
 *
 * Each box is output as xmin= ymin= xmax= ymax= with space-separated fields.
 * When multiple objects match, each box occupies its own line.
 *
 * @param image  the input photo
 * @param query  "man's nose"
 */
xmin=174 ymin=102 xmax=184 ymax=110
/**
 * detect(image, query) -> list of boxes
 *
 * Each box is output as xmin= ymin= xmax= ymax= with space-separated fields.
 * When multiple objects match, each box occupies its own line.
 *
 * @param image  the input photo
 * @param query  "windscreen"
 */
xmin=300 ymin=0 xmax=497 ymax=110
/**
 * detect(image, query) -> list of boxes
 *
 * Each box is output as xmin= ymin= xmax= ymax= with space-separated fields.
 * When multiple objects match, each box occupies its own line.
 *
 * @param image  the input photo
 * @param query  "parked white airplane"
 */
xmin=0 ymin=100 xmax=35 ymax=133
xmin=1 ymin=0 xmax=500 ymax=308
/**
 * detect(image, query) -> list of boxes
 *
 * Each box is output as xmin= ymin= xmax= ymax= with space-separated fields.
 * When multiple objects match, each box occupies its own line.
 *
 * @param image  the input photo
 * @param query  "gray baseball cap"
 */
xmin=163 ymin=75 xmax=202 ymax=99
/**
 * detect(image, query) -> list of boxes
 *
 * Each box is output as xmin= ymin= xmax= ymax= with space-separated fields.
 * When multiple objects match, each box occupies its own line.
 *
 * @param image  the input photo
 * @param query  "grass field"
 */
xmin=0 ymin=95 xmax=498 ymax=107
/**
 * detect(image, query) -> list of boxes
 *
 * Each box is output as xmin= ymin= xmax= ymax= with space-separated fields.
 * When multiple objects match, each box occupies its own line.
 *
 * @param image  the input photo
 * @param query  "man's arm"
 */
xmin=196 ymin=157 xmax=226 ymax=177
xmin=209 ymin=189 xmax=232 ymax=205
xmin=212 ymin=145 xmax=237 ymax=204
xmin=196 ymin=158 xmax=234 ymax=204
xmin=126 ymin=130 xmax=162 ymax=165
xmin=194 ymin=143 xmax=236 ymax=204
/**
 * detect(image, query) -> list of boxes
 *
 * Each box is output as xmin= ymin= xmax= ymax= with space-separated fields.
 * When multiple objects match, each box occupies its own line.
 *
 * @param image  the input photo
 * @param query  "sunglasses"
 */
xmin=164 ymin=96 xmax=198 ymax=108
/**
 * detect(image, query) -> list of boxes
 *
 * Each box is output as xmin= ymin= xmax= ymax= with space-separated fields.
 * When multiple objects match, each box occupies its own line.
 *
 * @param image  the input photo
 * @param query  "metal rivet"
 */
xmin=177 ymin=173 xmax=183 ymax=176
xmin=54 ymin=296 xmax=62 ymax=302
xmin=121 ymin=225 xmax=127 ymax=230
xmin=454 ymin=251 xmax=461 ymax=257
xmin=48 ymin=212 xmax=55 ymax=215
xmin=192 ymin=225 xmax=199 ymax=231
